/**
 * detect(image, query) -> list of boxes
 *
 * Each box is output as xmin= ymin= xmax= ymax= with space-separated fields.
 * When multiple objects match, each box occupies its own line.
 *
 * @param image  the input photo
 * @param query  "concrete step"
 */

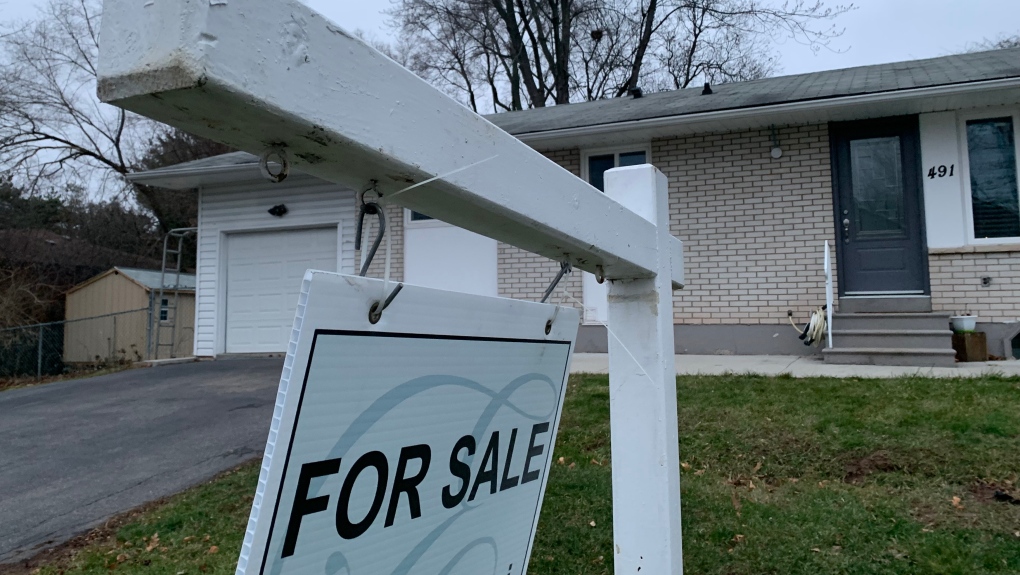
xmin=831 ymin=329 xmax=953 ymax=350
xmin=838 ymin=296 xmax=931 ymax=313
xmin=833 ymin=312 xmax=951 ymax=331
xmin=822 ymin=347 xmax=957 ymax=367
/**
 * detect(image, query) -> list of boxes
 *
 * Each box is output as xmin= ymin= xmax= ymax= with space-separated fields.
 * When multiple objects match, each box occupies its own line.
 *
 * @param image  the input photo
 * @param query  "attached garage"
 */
xmin=127 ymin=153 xmax=358 ymax=357
xmin=194 ymin=175 xmax=354 ymax=357
xmin=127 ymin=151 xmax=497 ymax=358
xmin=224 ymin=228 xmax=338 ymax=353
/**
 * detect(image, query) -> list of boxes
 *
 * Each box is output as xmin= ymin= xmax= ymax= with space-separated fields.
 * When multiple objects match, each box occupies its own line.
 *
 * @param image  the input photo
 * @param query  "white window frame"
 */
xmin=958 ymin=107 xmax=1020 ymax=246
xmin=406 ymin=146 xmax=653 ymax=227
xmin=578 ymin=144 xmax=651 ymax=325
xmin=580 ymin=144 xmax=653 ymax=186
xmin=404 ymin=208 xmax=451 ymax=229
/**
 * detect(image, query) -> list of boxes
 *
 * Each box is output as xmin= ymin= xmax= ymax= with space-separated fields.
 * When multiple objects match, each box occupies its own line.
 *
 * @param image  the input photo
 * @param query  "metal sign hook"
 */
xmin=355 ymin=181 xmax=403 ymax=323
xmin=540 ymin=261 xmax=572 ymax=304
xmin=355 ymin=183 xmax=386 ymax=277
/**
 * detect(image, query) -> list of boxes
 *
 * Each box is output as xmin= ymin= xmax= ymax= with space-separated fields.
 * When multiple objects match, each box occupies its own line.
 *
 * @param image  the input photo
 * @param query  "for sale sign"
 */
xmin=237 ymin=272 xmax=578 ymax=575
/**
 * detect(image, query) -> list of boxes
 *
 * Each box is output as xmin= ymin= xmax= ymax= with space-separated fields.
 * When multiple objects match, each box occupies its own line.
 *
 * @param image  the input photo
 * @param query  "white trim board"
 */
xmin=958 ymin=106 xmax=1020 ymax=246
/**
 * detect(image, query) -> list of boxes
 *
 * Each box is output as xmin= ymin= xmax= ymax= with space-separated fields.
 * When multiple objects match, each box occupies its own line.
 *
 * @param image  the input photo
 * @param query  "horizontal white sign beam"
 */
xmin=96 ymin=0 xmax=682 ymax=287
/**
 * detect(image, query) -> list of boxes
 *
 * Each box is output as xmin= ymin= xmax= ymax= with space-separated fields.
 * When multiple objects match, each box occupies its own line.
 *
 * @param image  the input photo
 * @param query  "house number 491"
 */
xmin=927 ymin=164 xmax=955 ymax=179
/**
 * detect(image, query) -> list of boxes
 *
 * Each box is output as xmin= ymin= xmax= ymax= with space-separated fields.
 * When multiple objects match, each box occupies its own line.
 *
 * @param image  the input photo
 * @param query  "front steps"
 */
xmin=822 ymin=311 xmax=957 ymax=367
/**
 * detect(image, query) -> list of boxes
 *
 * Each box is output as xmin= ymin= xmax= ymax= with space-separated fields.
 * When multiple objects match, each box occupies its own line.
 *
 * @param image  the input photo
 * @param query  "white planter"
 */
xmin=950 ymin=315 xmax=978 ymax=333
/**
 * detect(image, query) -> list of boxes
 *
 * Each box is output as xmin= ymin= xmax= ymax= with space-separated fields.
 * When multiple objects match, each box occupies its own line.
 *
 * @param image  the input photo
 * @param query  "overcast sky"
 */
xmin=4 ymin=0 xmax=1019 ymax=80
xmin=311 ymin=0 xmax=1020 ymax=77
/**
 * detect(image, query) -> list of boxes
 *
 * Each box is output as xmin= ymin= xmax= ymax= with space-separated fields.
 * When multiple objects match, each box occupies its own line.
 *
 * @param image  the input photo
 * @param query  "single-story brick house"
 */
xmin=129 ymin=47 xmax=1020 ymax=366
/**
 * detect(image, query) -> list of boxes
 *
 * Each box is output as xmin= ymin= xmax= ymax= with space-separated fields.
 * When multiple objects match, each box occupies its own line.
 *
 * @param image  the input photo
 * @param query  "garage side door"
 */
xmin=225 ymin=228 xmax=338 ymax=353
xmin=404 ymin=213 xmax=498 ymax=297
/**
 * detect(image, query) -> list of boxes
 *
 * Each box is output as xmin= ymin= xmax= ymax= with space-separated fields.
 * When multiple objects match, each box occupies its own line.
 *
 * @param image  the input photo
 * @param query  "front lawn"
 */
xmin=15 ymin=374 xmax=1020 ymax=575
xmin=538 ymin=373 xmax=1020 ymax=574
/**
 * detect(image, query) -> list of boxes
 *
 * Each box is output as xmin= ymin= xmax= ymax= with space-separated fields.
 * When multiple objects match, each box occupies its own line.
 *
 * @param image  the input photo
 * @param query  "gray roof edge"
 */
xmin=127 ymin=160 xmax=317 ymax=190
xmin=115 ymin=266 xmax=196 ymax=291
xmin=514 ymin=75 xmax=1020 ymax=142
xmin=126 ymin=161 xmax=259 ymax=186
xmin=129 ymin=49 xmax=1020 ymax=182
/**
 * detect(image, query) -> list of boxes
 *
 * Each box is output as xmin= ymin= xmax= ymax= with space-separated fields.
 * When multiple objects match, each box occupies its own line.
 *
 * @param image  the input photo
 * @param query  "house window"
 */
xmin=406 ymin=208 xmax=446 ymax=228
xmin=585 ymin=148 xmax=649 ymax=192
xmin=966 ymin=117 xmax=1020 ymax=239
xmin=159 ymin=298 xmax=169 ymax=321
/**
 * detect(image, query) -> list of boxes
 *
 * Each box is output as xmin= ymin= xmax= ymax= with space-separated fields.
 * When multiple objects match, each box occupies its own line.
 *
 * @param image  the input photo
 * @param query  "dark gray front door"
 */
xmin=831 ymin=117 xmax=928 ymax=295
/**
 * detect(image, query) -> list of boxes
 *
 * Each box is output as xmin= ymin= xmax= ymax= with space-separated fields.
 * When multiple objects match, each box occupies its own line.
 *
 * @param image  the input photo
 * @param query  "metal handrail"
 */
xmin=824 ymin=240 xmax=833 ymax=349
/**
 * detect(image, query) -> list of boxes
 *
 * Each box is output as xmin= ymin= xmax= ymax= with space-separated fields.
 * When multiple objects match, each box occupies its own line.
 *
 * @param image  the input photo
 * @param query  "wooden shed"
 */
xmin=63 ymin=267 xmax=196 ymax=363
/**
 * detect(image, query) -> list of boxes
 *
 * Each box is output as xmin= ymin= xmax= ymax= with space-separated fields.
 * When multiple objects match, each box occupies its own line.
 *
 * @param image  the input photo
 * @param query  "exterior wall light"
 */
xmin=770 ymin=125 xmax=783 ymax=159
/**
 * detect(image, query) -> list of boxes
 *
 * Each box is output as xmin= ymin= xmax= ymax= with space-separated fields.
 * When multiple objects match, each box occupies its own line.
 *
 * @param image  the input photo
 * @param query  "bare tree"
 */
xmin=389 ymin=0 xmax=852 ymax=112
xmin=650 ymin=1 xmax=784 ymax=91
xmin=392 ymin=0 xmax=594 ymax=111
xmin=0 ymin=0 xmax=230 ymax=233
xmin=0 ymin=1 xmax=149 ymax=195
xmin=966 ymin=33 xmax=1020 ymax=52
xmin=134 ymin=129 xmax=233 ymax=231
xmin=0 ymin=268 xmax=52 ymax=328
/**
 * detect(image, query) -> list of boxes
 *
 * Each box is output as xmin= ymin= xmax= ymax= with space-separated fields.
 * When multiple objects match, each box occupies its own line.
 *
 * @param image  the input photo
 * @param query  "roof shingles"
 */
xmin=131 ymin=47 xmax=1020 ymax=176
xmin=486 ymin=47 xmax=1020 ymax=135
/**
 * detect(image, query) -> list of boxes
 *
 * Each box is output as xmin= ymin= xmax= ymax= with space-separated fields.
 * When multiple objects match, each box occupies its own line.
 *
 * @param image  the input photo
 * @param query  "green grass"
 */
xmin=26 ymin=374 xmax=1020 ymax=575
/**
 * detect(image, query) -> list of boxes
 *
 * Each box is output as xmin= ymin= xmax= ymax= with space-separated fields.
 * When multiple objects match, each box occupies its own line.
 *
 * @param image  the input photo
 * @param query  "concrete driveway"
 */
xmin=0 ymin=358 xmax=283 ymax=564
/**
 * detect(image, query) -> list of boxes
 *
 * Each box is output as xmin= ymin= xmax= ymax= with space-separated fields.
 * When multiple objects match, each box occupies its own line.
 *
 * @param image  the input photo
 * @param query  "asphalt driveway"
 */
xmin=0 ymin=358 xmax=283 ymax=564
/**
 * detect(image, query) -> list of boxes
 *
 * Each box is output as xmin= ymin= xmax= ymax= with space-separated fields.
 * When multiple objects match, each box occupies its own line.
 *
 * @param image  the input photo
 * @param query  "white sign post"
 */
xmin=96 ymin=1 xmax=686 ymax=573
xmin=604 ymin=167 xmax=684 ymax=574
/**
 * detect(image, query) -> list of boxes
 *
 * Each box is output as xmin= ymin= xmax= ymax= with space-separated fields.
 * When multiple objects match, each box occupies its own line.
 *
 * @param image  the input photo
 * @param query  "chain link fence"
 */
xmin=0 ymin=308 xmax=151 ymax=380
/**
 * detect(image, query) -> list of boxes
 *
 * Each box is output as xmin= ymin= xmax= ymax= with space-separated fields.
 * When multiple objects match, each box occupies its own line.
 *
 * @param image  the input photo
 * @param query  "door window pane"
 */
xmin=967 ymin=118 xmax=1020 ymax=239
xmin=587 ymin=154 xmax=615 ymax=192
xmin=850 ymin=137 xmax=905 ymax=235
xmin=618 ymin=151 xmax=647 ymax=167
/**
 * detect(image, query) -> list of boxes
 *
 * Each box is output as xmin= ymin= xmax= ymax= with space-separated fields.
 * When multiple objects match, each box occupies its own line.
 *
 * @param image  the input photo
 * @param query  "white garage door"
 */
xmin=225 ymin=228 xmax=337 ymax=353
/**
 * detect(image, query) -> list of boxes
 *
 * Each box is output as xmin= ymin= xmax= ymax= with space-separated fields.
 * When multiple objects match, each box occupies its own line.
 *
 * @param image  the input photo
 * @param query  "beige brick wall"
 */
xmin=497 ymin=148 xmax=584 ymax=309
xmin=654 ymin=124 xmax=838 ymax=324
xmin=368 ymin=129 xmax=838 ymax=326
xmin=352 ymin=126 xmax=1020 ymax=330
xmin=930 ymin=251 xmax=1020 ymax=321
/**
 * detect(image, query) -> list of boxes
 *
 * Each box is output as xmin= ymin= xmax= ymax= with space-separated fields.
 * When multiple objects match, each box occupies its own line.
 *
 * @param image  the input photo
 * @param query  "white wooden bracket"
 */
xmin=95 ymin=0 xmax=682 ymax=288
xmin=96 ymin=3 xmax=686 ymax=575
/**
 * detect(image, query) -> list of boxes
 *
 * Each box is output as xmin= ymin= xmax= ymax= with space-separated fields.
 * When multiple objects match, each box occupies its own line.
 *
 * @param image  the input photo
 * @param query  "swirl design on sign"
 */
xmin=268 ymin=372 xmax=558 ymax=575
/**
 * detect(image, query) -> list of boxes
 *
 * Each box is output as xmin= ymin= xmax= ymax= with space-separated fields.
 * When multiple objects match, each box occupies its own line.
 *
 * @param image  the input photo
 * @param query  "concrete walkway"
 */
xmin=569 ymin=353 xmax=1020 ymax=378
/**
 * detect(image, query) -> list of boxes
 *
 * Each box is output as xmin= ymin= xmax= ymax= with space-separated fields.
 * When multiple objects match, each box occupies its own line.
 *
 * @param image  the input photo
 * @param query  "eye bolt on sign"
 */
xmin=237 ymin=272 xmax=579 ymax=575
